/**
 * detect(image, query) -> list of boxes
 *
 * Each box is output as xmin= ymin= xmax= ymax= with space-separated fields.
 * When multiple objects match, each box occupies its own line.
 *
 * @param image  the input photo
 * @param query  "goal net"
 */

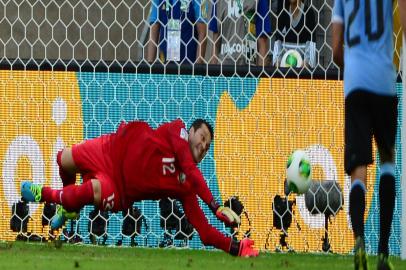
xmin=0 ymin=0 xmax=404 ymax=256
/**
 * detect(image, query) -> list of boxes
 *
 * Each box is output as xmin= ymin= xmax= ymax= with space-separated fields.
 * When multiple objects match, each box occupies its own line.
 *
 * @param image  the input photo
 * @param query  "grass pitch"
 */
xmin=0 ymin=241 xmax=405 ymax=270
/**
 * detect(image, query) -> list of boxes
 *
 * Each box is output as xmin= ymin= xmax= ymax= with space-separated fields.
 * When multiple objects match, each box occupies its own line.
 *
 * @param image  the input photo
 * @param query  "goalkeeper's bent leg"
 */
xmin=57 ymin=150 xmax=77 ymax=187
xmin=42 ymin=180 xmax=95 ymax=212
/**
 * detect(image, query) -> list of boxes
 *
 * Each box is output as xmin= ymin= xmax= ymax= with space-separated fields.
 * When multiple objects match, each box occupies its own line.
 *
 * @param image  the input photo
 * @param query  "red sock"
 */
xmin=42 ymin=181 xmax=94 ymax=212
xmin=42 ymin=187 xmax=62 ymax=204
xmin=57 ymin=150 xmax=76 ymax=187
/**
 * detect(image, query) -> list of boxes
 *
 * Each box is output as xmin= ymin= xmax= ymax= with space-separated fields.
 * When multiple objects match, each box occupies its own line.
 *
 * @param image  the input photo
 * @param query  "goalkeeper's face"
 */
xmin=189 ymin=124 xmax=212 ymax=163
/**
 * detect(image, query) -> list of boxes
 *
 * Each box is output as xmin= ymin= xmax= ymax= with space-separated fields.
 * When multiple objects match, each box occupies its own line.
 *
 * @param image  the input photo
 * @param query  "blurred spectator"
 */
xmin=208 ymin=0 xmax=271 ymax=66
xmin=146 ymin=0 xmax=209 ymax=64
xmin=274 ymin=0 xmax=316 ymax=44
xmin=272 ymin=0 xmax=317 ymax=68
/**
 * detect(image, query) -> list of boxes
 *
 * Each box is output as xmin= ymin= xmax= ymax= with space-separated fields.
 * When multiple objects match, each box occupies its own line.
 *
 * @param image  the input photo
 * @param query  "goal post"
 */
xmin=402 ymin=35 xmax=406 ymax=261
xmin=0 ymin=0 xmax=404 ymax=257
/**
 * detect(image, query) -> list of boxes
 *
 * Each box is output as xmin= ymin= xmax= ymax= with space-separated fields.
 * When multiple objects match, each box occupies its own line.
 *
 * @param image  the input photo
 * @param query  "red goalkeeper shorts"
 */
xmin=71 ymin=134 xmax=122 ymax=212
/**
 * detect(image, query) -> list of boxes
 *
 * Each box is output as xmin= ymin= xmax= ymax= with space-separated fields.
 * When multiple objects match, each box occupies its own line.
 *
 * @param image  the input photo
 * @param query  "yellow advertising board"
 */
xmin=0 ymin=71 xmax=385 ymax=254
xmin=0 ymin=70 xmax=83 ymax=240
xmin=215 ymin=78 xmax=377 ymax=253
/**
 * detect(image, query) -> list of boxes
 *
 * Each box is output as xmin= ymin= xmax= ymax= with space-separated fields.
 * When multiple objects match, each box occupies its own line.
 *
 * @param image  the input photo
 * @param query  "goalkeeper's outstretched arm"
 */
xmin=181 ymin=195 xmax=258 ymax=257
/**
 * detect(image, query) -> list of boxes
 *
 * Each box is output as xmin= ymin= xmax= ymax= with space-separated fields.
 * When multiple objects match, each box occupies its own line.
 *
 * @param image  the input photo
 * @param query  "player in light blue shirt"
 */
xmin=332 ymin=1 xmax=397 ymax=269
xmin=332 ymin=0 xmax=396 ymax=97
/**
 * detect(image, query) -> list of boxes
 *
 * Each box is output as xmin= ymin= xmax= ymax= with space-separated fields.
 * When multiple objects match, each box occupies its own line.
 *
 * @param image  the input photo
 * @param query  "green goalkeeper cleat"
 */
xmin=354 ymin=236 xmax=368 ymax=270
xmin=377 ymin=254 xmax=393 ymax=270
xmin=21 ymin=181 xmax=42 ymax=202
xmin=50 ymin=205 xmax=78 ymax=230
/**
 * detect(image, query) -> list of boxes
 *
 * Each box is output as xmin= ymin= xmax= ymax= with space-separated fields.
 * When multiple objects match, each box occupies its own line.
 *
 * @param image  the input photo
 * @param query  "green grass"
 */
xmin=0 ymin=241 xmax=405 ymax=270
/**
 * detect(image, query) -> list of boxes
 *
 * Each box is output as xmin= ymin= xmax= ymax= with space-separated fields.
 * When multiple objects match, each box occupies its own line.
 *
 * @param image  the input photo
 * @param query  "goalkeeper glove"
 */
xmin=229 ymin=238 xmax=259 ymax=257
xmin=216 ymin=206 xmax=241 ymax=227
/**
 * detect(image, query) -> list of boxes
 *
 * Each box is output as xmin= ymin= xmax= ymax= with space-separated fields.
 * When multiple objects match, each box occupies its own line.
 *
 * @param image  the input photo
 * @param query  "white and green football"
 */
xmin=286 ymin=149 xmax=312 ymax=194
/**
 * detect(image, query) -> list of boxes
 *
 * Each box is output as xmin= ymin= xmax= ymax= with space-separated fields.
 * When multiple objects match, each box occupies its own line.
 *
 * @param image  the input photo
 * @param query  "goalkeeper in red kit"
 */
xmin=21 ymin=118 xmax=258 ymax=257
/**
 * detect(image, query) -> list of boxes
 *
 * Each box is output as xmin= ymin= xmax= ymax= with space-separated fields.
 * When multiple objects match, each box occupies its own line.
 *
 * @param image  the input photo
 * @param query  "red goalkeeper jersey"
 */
xmin=110 ymin=119 xmax=215 ymax=206
xmin=108 ymin=119 xmax=231 ymax=252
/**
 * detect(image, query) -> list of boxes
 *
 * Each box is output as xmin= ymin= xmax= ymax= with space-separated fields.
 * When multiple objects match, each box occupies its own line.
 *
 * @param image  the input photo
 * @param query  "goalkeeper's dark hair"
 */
xmin=190 ymin=119 xmax=214 ymax=140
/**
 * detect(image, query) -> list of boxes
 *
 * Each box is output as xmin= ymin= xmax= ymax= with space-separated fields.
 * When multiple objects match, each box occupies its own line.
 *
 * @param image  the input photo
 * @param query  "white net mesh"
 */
xmin=0 ymin=0 xmax=403 ymax=255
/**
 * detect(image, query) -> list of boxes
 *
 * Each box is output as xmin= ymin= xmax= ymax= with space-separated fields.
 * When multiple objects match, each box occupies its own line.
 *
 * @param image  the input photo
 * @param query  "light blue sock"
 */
xmin=351 ymin=179 xmax=366 ymax=193
xmin=380 ymin=162 xmax=395 ymax=177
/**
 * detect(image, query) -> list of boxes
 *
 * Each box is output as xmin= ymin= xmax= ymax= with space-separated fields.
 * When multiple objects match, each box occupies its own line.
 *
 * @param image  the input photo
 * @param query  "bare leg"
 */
xmin=91 ymin=179 xmax=101 ymax=207
xmin=351 ymin=165 xmax=367 ymax=185
xmin=60 ymin=148 xmax=79 ymax=174
xmin=57 ymin=148 xmax=78 ymax=186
